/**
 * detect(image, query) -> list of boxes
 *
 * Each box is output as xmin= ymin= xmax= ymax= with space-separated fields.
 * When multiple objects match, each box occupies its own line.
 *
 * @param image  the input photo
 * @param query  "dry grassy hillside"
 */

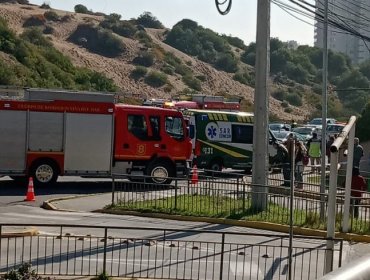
xmin=0 ymin=2 xmax=313 ymax=121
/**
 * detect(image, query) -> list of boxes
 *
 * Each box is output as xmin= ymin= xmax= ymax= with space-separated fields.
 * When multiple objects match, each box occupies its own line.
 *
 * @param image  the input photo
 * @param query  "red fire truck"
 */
xmin=0 ymin=88 xmax=192 ymax=186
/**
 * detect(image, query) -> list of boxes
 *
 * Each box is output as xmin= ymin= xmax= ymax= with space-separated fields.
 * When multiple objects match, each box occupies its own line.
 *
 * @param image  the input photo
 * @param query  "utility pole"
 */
xmin=252 ymin=0 xmax=270 ymax=211
xmin=320 ymin=0 xmax=329 ymax=220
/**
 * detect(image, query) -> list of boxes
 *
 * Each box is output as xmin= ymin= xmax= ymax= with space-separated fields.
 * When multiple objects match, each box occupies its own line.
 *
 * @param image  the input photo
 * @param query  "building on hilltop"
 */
xmin=314 ymin=0 xmax=370 ymax=64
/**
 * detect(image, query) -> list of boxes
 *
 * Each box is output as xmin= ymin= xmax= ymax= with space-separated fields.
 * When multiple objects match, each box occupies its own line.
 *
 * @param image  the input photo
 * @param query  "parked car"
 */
xmin=269 ymin=123 xmax=291 ymax=131
xmin=326 ymin=123 xmax=345 ymax=139
xmin=307 ymin=118 xmax=336 ymax=130
xmin=292 ymin=126 xmax=317 ymax=141
xmin=271 ymin=130 xmax=308 ymax=145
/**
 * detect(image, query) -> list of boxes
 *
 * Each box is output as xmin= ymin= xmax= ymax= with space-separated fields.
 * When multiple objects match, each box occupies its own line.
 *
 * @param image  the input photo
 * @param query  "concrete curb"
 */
xmin=97 ymin=209 xmax=370 ymax=243
xmin=42 ymin=194 xmax=101 ymax=212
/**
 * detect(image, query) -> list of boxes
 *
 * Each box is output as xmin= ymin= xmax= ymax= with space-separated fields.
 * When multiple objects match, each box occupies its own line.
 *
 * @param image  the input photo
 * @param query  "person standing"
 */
xmin=307 ymin=132 xmax=321 ymax=172
xmin=326 ymin=136 xmax=335 ymax=164
xmin=272 ymin=142 xmax=290 ymax=187
xmin=295 ymin=141 xmax=307 ymax=189
xmin=353 ymin=137 xmax=364 ymax=168
xmin=350 ymin=167 xmax=367 ymax=218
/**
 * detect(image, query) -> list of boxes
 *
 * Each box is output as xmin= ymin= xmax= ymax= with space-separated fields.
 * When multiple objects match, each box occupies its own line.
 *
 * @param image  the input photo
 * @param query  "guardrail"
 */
xmin=0 ymin=224 xmax=343 ymax=280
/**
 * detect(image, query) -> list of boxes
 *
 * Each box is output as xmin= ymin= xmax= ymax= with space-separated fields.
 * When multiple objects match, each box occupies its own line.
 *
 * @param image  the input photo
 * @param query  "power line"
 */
xmin=273 ymin=0 xmax=353 ymax=36
xmin=215 ymin=0 xmax=232 ymax=15
xmin=287 ymin=0 xmax=370 ymax=42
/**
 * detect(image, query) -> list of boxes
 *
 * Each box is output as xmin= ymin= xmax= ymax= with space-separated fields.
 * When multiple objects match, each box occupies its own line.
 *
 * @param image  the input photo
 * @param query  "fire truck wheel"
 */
xmin=31 ymin=160 xmax=58 ymax=186
xmin=147 ymin=161 xmax=173 ymax=185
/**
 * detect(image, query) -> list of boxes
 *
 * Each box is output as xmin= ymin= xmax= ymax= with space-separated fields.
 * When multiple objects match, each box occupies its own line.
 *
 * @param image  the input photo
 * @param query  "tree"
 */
xmin=74 ymin=4 xmax=89 ymax=14
xmin=215 ymin=53 xmax=238 ymax=73
xmin=270 ymin=37 xmax=285 ymax=52
xmin=356 ymin=101 xmax=370 ymax=141
xmin=270 ymin=48 xmax=291 ymax=74
xmin=359 ymin=60 xmax=370 ymax=80
xmin=176 ymin=19 xmax=198 ymax=30
xmin=328 ymin=51 xmax=349 ymax=78
xmin=136 ymin=12 xmax=164 ymax=29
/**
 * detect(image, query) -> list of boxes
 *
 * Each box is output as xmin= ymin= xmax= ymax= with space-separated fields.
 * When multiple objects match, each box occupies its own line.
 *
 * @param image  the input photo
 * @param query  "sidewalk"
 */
xmin=44 ymin=193 xmax=113 ymax=212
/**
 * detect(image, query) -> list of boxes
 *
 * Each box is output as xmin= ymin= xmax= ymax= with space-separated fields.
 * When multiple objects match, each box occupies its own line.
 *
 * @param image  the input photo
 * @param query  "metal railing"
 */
xmin=0 ymin=224 xmax=343 ymax=279
xmin=111 ymin=166 xmax=370 ymax=234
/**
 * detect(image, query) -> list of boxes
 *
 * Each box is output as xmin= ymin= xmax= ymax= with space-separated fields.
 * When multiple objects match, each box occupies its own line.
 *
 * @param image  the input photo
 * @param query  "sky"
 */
xmin=28 ymin=0 xmax=315 ymax=46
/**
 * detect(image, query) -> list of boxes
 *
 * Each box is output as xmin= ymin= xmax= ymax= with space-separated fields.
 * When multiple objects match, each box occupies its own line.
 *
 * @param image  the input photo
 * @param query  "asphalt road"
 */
xmin=0 ymin=175 xmax=369 ymax=279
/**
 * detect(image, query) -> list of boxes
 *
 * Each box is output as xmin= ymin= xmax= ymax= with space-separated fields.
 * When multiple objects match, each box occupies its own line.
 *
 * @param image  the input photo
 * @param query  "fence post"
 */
xmin=242 ymin=181 xmax=246 ymax=210
xmin=103 ymin=227 xmax=108 ymax=275
xmin=59 ymin=226 xmax=63 ymax=275
xmin=219 ymin=233 xmax=225 ymax=280
xmin=111 ymin=176 xmax=115 ymax=206
xmin=174 ymin=179 xmax=178 ymax=210
xmin=237 ymin=176 xmax=240 ymax=200
xmin=0 ymin=225 xmax=2 ymax=268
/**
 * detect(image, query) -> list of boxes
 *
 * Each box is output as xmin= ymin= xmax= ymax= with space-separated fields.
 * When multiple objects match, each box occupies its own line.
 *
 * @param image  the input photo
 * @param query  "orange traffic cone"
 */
xmin=25 ymin=177 xmax=35 ymax=202
xmin=191 ymin=165 xmax=199 ymax=184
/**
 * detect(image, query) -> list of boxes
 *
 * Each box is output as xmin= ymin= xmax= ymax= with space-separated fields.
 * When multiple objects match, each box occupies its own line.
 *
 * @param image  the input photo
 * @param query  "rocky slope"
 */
xmin=0 ymin=2 xmax=313 ymax=121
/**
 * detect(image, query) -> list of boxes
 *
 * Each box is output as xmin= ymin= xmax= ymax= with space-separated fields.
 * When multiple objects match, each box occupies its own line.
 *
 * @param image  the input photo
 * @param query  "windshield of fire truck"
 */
xmin=165 ymin=116 xmax=184 ymax=140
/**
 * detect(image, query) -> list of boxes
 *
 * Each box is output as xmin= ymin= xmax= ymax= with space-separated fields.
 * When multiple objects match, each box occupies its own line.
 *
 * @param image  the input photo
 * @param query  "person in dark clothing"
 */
xmin=350 ymin=167 xmax=367 ymax=219
xmin=326 ymin=136 xmax=335 ymax=164
xmin=353 ymin=138 xmax=364 ymax=168
xmin=272 ymin=142 xmax=290 ymax=187
xmin=295 ymin=141 xmax=307 ymax=189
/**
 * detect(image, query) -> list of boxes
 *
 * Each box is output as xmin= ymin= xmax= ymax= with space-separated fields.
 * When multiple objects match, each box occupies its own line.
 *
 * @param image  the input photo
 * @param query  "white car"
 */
xmin=307 ymin=118 xmax=336 ymax=130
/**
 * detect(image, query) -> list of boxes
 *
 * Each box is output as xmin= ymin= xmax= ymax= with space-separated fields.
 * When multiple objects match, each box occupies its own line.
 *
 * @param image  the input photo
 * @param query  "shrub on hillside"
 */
xmin=44 ymin=11 xmax=59 ymax=21
xmin=135 ymin=30 xmax=152 ymax=47
xmin=272 ymin=89 xmax=287 ymax=101
xmin=144 ymin=71 xmax=167 ymax=87
xmin=23 ymin=14 xmax=46 ymax=27
xmin=215 ymin=53 xmax=238 ymax=73
xmin=40 ymin=2 xmax=50 ymax=9
xmin=233 ymin=71 xmax=252 ymax=86
xmin=43 ymin=25 xmax=54 ymax=34
xmin=21 ymin=27 xmax=52 ymax=47
xmin=104 ymin=13 xmax=121 ymax=23
xmin=60 ymin=14 xmax=73 ymax=22
xmin=113 ymin=21 xmax=137 ymax=38
xmin=163 ymin=52 xmax=181 ymax=67
xmin=286 ymin=93 xmax=302 ymax=106
xmin=222 ymin=35 xmax=246 ymax=49
xmin=74 ymin=4 xmax=89 ymax=14
xmin=130 ymin=66 xmax=147 ymax=80
xmin=182 ymin=74 xmax=201 ymax=91
xmin=132 ymin=51 xmax=154 ymax=67
xmin=281 ymin=101 xmax=289 ymax=108
xmin=161 ymin=65 xmax=175 ymax=75
xmin=68 ymin=24 xmax=125 ymax=58
xmin=196 ymin=75 xmax=206 ymax=82
xmin=284 ymin=107 xmax=293 ymax=113
xmin=174 ymin=64 xmax=192 ymax=76
xmin=240 ymin=51 xmax=255 ymax=66
xmin=136 ymin=12 xmax=164 ymax=29
xmin=0 ymin=60 xmax=18 ymax=85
